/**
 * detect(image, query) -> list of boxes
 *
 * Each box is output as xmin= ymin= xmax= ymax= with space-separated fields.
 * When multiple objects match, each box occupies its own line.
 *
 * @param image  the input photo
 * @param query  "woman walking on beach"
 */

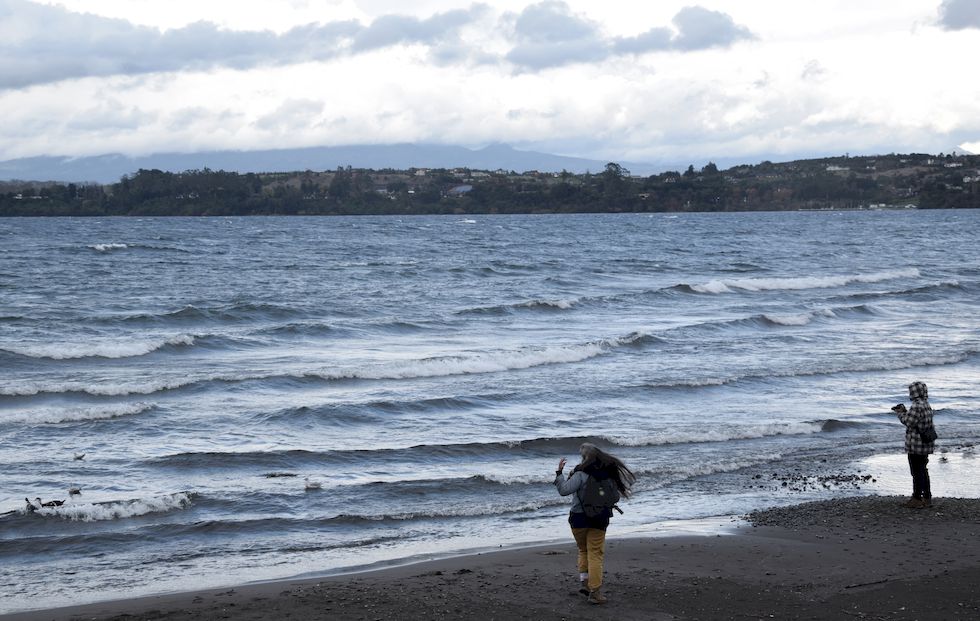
xmin=892 ymin=381 xmax=936 ymax=508
xmin=554 ymin=443 xmax=635 ymax=604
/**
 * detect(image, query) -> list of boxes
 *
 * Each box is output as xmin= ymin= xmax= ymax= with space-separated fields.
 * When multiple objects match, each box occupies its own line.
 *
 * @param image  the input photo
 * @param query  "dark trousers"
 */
xmin=908 ymin=454 xmax=931 ymax=499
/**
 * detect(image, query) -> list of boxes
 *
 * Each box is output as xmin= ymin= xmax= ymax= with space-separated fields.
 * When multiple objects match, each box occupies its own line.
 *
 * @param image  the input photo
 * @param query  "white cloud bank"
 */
xmin=0 ymin=0 xmax=978 ymax=166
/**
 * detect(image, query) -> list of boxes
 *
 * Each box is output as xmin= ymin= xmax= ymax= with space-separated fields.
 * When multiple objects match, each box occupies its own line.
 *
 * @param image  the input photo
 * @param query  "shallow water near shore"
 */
xmin=2 ymin=210 xmax=979 ymax=613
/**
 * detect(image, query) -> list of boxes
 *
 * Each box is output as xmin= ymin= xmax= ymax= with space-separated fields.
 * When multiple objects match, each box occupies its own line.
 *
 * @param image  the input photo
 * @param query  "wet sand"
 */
xmin=4 ymin=495 xmax=980 ymax=621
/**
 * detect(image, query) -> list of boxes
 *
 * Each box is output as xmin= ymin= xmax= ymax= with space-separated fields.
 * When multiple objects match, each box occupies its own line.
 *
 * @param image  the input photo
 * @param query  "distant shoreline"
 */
xmin=0 ymin=204 xmax=954 ymax=219
xmin=2 ymin=152 xmax=977 ymax=216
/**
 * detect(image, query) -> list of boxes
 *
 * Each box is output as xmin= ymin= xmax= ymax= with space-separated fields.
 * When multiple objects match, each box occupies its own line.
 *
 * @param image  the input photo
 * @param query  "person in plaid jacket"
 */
xmin=892 ymin=381 xmax=936 ymax=508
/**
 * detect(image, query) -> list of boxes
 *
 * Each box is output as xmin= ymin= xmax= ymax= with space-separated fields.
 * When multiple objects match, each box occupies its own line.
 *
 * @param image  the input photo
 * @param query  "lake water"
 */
xmin=2 ymin=210 xmax=979 ymax=613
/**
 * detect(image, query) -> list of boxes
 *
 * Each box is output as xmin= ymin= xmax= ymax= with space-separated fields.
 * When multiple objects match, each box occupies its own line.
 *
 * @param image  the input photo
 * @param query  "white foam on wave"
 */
xmin=5 ymin=343 xmax=968 ymax=399
xmin=763 ymin=308 xmax=837 ymax=326
xmin=641 ymin=349 xmax=976 ymax=392
xmin=89 ymin=243 xmax=128 ymax=252
xmin=318 ymin=333 xmax=648 ymax=381
xmin=1 ymin=377 xmax=196 ymax=397
xmin=0 ymin=402 xmax=154 ymax=425
xmin=352 ymin=497 xmax=562 ymax=521
xmin=691 ymin=268 xmax=920 ymax=294
xmin=657 ymin=454 xmax=785 ymax=483
xmin=478 ymin=453 xmax=790 ymax=489
xmin=603 ymin=422 xmax=824 ymax=447
xmin=479 ymin=473 xmax=548 ymax=485
xmin=2 ymin=334 xmax=195 ymax=360
xmin=34 ymin=492 xmax=192 ymax=521
xmin=763 ymin=313 xmax=814 ymax=326
xmin=517 ymin=299 xmax=575 ymax=310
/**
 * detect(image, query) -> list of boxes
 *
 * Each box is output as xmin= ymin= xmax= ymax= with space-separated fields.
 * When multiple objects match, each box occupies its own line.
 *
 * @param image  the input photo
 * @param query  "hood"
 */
xmin=908 ymin=381 xmax=929 ymax=401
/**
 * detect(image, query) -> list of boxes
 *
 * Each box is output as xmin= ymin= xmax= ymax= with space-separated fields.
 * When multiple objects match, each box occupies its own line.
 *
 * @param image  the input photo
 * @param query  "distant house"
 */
xmin=945 ymin=162 xmax=963 ymax=168
xmin=826 ymin=165 xmax=849 ymax=172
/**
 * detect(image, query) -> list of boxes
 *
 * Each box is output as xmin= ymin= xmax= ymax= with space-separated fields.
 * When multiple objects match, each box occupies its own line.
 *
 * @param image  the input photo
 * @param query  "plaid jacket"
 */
xmin=897 ymin=381 xmax=935 ymax=455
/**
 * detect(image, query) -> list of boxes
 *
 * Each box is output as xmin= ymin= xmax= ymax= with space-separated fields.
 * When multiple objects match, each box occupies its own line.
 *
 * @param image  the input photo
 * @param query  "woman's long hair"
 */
xmin=572 ymin=443 xmax=636 ymax=498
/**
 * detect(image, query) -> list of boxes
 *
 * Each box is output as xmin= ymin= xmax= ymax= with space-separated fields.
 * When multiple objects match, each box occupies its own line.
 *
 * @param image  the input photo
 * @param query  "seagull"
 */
xmin=304 ymin=477 xmax=322 ymax=491
xmin=74 ymin=453 xmax=86 ymax=460
xmin=25 ymin=498 xmax=38 ymax=513
xmin=68 ymin=486 xmax=82 ymax=496
xmin=36 ymin=497 xmax=64 ymax=508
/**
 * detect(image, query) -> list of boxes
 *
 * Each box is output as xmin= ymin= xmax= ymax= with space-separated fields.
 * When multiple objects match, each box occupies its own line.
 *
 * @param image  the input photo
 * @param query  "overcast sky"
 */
xmin=1 ymin=0 xmax=979 ymax=166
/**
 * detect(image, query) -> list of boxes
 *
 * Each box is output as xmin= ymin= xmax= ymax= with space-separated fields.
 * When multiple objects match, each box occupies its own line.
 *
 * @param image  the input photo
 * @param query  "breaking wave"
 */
xmin=25 ymin=492 xmax=194 ymax=522
xmin=686 ymin=268 xmax=920 ymax=294
xmin=0 ymin=402 xmax=155 ymax=425
xmin=1 ymin=334 xmax=196 ymax=360
xmin=88 ymin=243 xmax=128 ymax=252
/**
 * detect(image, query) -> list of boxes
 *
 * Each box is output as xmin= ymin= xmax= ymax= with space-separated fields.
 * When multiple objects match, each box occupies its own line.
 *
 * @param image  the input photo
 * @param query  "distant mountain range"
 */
xmin=0 ymin=143 xmax=673 ymax=184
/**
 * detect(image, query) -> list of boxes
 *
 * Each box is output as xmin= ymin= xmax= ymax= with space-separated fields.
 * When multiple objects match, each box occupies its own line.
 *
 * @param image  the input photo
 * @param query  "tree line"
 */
xmin=1 ymin=153 xmax=977 ymax=217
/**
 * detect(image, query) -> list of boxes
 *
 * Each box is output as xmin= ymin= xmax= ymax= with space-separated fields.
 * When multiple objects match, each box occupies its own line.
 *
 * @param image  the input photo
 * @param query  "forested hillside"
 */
xmin=2 ymin=152 xmax=977 ymax=216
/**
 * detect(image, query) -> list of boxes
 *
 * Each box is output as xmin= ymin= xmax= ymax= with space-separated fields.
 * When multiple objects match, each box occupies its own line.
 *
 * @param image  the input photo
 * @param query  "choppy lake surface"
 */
xmin=2 ymin=210 xmax=979 ymax=612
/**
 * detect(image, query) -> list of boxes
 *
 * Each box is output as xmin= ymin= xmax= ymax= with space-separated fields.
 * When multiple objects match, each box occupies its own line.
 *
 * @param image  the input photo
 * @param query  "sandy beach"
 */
xmin=4 ymin=495 xmax=979 ymax=621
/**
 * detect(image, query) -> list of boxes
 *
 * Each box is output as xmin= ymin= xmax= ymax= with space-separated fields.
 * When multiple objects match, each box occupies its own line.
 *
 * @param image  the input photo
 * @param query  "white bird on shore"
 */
xmin=304 ymin=477 xmax=322 ymax=491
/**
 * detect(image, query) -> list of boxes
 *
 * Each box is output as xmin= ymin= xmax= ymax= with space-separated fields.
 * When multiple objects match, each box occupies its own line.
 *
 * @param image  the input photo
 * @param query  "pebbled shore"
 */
xmin=747 ymin=494 xmax=980 ymax=532
xmin=4 ymin=495 xmax=980 ymax=621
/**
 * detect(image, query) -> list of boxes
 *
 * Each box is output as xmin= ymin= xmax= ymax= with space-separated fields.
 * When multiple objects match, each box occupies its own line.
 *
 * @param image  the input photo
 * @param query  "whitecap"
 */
xmin=602 ymin=422 xmax=824 ymax=447
xmin=2 ymin=334 xmax=196 ymax=360
xmin=763 ymin=313 xmax=813 ymax=326
xmin=34 ymin=492 xmax=193 ymax=521
xmin=691 ymin=268 xmax=920 ymax=294
xmin=89 ymin=243 xmax=128 ymax=252
xmin=0 ymin=402 xmax=155 ymax=425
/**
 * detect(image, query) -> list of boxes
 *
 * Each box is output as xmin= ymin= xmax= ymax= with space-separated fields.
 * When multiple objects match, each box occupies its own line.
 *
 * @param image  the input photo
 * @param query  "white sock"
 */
xmin=579 ymin=572 xmax=589 ymax=581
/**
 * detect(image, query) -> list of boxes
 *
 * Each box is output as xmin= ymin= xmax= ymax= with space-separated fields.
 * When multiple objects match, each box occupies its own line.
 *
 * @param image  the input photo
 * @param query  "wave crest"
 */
xmin=688 ymin=268 xmax=920 ymax=294
xmin=1 ymin=334 xmax=196 ymax=360
xmin=0 ymin=402 xmax=155 ymax=425
xmin=28 ymin=492 xmax=193 ymax=521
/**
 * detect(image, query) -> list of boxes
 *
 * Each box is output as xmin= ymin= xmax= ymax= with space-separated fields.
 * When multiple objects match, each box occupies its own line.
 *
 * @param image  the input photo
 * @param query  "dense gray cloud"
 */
xmin=611 ymin=28 xmax=673 ymax=55
xmin=512 ymin=0 xmax=599 ymax=42
xmin=669 ymin=6 xmax=755 ymax=50
xmin=0 ymin=0 xmax=360 ymax=89
xmin=350 ymin=5 xmax=487 ymax=51
xmin=505 ymin=2 xmax=754 ymax=70
xmin=0 ymin=0 xmax=755 ymax=89
xmin=938 ymin=0 xmax=980 ymax=30
xmin=504 ymin=1 xmax=607 ymax=69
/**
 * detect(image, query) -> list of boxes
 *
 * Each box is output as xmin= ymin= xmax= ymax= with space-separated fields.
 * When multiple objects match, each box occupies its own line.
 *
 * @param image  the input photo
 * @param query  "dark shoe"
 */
xmin=903 ymin=498 xmax=923 ymax=508
xmin=588 ymin=589 xmax=607 ymax=605
xmin=922 ymin=497 xmax=933 ymax=508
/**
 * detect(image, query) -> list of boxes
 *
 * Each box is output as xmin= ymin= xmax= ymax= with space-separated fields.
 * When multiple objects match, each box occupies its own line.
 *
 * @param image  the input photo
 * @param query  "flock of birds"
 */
xmin=22 ymin=452 xmax=85 ymax=513
xmin=19 ymin=452 xmax=323 ymax=515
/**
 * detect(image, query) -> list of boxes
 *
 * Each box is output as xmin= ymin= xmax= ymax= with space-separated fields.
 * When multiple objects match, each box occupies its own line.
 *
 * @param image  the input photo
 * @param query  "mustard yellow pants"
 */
xmin=571 ymin=527 xmax=606 ymax=591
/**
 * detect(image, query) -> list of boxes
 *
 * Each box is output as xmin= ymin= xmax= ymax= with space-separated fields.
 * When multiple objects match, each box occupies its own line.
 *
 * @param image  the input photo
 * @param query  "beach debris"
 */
xmin=304 ymin=477 xmax=323 ymax=491
xmin=36 ymin=497 xmax=65 ymax=507
xmin=25 ymin=498 xmax=38 ymax=513
xmin=264 ymin=472 xmax=298 ymax=478
xmin=752 ymin=471 xmax=875 ymax=493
